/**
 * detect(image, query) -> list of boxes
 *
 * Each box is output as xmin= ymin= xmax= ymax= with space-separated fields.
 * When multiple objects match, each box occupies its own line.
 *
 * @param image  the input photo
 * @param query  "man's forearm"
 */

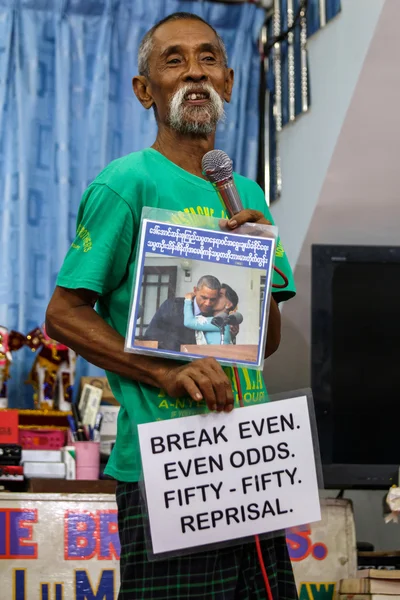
xmin=46 ymin=294 xmax=173 ymax=390
xmin=265 ymin=297 xmax=281 ymax=358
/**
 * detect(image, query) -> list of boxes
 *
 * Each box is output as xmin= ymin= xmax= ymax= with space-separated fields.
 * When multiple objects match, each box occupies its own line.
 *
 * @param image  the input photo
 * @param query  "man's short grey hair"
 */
xmin=197 ymin=275 xmax=221 ymax=290
xmin=138 ymin=12 xmax=228 ymax=78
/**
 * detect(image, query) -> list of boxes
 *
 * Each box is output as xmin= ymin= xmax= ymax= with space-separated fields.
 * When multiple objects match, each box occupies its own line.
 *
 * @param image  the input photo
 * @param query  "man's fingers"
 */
xmin=194 ymin=372 xmax=218 ymax=411
xmin=172 ymin=372 xmax=217 ymax=410
xmin=180 ymin=375 xmax=203 ymax=402
xmin=214 ymin=378 xmax=228 ymax=411
xmin=175 ymin=359 xmax=235 ymax=413
xmin=227 ymin=209 xmax=270 ymax=229
xmin=206 ymin=359 xmax=234 ymax=411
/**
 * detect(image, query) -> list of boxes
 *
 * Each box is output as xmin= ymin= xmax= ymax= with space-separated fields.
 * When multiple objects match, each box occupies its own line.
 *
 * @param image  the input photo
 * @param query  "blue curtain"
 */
xmin=0 ymin=0 xmax=264 ymax=407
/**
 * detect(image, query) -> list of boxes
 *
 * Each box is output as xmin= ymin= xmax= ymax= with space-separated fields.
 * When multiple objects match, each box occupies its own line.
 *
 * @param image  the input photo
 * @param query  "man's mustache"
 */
xmin=172 ymin=83 xmax=221 ymax=106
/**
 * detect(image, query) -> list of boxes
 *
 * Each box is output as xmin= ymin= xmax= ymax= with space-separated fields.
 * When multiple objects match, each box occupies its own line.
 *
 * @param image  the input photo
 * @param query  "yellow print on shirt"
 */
xmin=184 ymin=206 xmax=227 ymax=219
xmin=239 ymin=368 xmax=266 ymax=405
xmin=166 ymin=205 xmax=228 ymax=229
xmin=276 ymin=240 xmax=285 ymax=258
xmin=71 ymin=223 xmax=92 ymax=253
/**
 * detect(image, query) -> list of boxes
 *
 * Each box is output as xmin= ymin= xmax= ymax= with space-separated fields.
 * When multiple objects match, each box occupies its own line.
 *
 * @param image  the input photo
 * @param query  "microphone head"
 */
xmin=211 ymin=316 xmax=226 ymax=329
xmin=226 ymin=312 xmax=243 ymax=326
xmin=213 ymin=310 xmax=229 ymax=320
xmin=202 ymin=150 xmax=233 ymax=183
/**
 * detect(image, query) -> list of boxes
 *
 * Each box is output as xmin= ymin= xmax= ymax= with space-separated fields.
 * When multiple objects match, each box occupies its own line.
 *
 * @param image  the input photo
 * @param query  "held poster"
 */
xmin=138 ymin=396 xmax=321 ymax=556
xmin=126 ymin=219 xmax=276 ymax=369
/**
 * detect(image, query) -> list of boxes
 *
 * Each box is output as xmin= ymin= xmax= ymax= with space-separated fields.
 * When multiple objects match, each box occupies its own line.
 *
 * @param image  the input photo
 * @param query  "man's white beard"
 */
xmin=166 ymin=83 xmax=225 ymax=135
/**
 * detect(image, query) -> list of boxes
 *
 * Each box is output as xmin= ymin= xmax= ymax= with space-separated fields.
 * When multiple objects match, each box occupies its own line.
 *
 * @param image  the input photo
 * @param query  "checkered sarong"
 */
xmin=116 ymin=482 xmax=298 ymax=600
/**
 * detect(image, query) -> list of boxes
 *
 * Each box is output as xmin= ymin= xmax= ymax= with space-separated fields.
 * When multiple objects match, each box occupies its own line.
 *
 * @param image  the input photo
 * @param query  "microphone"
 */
xmin=211 ymin=313 xmax=229 ymax=345
xmin=225 ymin=312 xmax=243 ymax=327
xmin=212 ymin=310 xmax=229 ymax=321
xmin=210 ymin=315 xmax=226 ymax=329
xmin=211 ymin=312 xmax=243 ymax=345
xmin=202 ymin=150 xmax=243 ymax=218
xmin=202 ymin=149 xmax=289 ymax=290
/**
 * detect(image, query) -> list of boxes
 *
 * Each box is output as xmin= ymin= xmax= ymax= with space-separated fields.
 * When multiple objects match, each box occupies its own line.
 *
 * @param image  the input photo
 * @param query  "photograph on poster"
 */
xmin=126 ymin=220 xmax=276 ymax=369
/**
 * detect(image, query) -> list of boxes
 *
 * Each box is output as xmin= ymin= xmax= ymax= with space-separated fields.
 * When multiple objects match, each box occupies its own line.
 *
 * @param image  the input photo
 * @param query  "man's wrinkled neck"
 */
xmin=152 ymin=124 xmax=216 ymax=179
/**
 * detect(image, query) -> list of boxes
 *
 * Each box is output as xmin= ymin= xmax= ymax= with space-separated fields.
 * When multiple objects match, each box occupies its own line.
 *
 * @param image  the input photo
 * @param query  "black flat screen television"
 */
xmin=311 ymin=244 xmax=400 ymax=489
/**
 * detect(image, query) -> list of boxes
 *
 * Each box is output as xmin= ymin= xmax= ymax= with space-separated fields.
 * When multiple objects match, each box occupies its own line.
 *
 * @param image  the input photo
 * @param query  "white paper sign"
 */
xmin=138 ymin=395 xmax=321 ymax=555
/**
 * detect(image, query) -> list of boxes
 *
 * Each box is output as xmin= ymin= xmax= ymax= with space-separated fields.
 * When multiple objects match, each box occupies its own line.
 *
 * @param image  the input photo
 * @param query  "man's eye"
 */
xmin=203 ymin=56 xmax=216 ymax=62
xmin=167 ymin=58 xmax=181 ymax=65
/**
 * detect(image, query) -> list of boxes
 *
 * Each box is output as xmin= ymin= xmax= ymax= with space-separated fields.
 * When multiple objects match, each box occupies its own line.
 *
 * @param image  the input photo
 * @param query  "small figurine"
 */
xmin=25 ymin=325 xmax=76 ymax=411
xmin=385 ymin=486 xmax=400 ymax=524
xmin=0 ymin=326 xmax=26 ymax=407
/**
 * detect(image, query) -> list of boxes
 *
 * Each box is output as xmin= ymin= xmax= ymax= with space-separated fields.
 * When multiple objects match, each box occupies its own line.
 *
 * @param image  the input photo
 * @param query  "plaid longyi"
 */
xmin=116 ymin=482 xmax=298 ymax=600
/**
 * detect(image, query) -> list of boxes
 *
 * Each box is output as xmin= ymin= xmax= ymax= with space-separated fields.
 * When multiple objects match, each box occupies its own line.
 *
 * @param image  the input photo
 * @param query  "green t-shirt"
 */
xmin=57 ymin=148 xmax=296 ymax=482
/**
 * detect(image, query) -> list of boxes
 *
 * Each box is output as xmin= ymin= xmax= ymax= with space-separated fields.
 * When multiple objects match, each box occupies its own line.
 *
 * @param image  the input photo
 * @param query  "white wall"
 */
xmin=264 ymin=0 xmax=400 ymax=551
xmin=271 ymin=0 xmax=385 ymax=268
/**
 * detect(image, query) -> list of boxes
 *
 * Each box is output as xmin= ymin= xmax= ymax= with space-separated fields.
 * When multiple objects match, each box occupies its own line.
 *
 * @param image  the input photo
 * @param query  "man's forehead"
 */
xmin=198 ymin=286 xmax=219 ymax=295
xmin=152 ymin=19 xmax=220 ymax=54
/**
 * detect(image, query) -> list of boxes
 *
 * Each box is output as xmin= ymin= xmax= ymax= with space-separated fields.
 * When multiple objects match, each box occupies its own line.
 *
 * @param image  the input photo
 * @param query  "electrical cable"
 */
xmin=272 ymin=265 xmax=288 ymax=289
xmin=233 ymin=366 xmax=274 ymax=600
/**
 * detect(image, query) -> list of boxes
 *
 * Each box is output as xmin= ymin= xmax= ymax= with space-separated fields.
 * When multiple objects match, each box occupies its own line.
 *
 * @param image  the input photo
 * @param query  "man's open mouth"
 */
xmin=184 ymin=90 xmax=210 ymax=102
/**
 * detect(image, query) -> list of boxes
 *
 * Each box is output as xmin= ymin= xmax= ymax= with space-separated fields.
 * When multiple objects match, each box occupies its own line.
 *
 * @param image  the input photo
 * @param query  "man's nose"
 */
xmin=183 ymin=58 xmax=207 ymax=82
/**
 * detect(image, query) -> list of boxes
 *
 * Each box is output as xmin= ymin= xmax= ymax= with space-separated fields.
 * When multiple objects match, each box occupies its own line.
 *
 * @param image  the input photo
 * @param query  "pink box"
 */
xmin=19 ymin=429 xmax=66 ymax=450
xmin=74 ymin=441 xmax=100 ymax=480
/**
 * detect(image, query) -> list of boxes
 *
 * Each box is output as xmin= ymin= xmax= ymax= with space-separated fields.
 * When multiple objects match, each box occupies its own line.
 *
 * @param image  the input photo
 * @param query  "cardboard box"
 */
xmin=63 ymin=446 xmax=76 ymax=480
xmin=22 ymin=450 xmax=62 ymax=463
xmin=79 ymin=377 xmax=120 ymax=439
xmin=24 ymin=462 xmax=66 ymax=479
xmin=99 ymin=406 xmax=119 ymax=438
xmin=100 ymin=439 xmax=115 ymax=456
xmin=79 ymin=384 xmax=103 ymax=426
xmin=79 ymin=377 xmax=118 ymax=406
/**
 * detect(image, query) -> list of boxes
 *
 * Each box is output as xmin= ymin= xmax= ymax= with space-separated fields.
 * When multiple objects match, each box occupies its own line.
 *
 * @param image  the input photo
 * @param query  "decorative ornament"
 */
xmin=25 ymin=325 xmax=76 ymax=411
xmin=0 ymin=326 xmax=25 ymax=407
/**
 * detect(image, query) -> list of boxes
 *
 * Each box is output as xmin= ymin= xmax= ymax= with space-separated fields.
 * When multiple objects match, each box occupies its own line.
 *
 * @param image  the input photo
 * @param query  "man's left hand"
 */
xmin=226 ymin=210 xmax=271 ymax=230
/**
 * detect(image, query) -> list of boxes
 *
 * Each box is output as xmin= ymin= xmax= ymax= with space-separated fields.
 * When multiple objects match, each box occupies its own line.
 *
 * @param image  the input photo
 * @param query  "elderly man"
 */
xmin=46 ymin=11 xmax=297 ymax=600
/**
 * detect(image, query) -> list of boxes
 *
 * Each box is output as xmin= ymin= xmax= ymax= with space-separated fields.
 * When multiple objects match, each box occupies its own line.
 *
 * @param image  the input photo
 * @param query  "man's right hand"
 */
xmin=160 ymin=358 xmax=234 ymax=413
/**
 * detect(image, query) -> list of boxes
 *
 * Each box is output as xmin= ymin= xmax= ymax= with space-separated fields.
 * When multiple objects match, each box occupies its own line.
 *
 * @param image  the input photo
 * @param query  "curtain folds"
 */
xmin=0 ymin=0 xmax=264 ymax=406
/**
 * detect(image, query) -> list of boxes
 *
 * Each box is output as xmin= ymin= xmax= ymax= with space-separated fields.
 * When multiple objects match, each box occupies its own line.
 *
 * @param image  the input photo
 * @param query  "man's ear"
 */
xmin=132 ymin=75 xmax=154 ymax=110
xmin=193 ymin=287 xmax=198 ymax=294
xmin=224 ymin=68 xmax=234 ymax=103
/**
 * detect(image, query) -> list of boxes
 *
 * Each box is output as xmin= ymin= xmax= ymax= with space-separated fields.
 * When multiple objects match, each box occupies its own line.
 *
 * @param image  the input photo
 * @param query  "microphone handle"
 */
xmin=212 ymin=177 xmax=244 ymax=217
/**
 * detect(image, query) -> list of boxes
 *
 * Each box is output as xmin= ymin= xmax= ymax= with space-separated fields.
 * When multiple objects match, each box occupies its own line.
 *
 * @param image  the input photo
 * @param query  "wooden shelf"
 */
xmin=27 ymin=478 xmax=117 ymax=494
xmin=0 ymin=409 xmax=72 ymax=417
xmin=0 ymin=409 xmax=72 ymax=428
